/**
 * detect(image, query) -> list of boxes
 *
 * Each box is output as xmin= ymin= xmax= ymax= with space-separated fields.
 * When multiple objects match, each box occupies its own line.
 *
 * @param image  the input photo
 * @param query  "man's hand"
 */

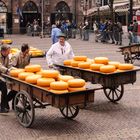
xmin=48 ymin=65 xmax=54 ymax=69
xmin=6 ymin=67 xmax=17 ymax=74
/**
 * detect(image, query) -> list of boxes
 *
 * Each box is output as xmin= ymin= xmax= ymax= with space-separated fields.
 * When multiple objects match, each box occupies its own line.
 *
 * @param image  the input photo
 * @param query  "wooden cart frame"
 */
xmin=2 ymin=74 xmax=97 ymax=128
xmin=55 ymin=64 xmax=140 ymax=103
xmin=119 ymin=44 xmax=140 ymax=63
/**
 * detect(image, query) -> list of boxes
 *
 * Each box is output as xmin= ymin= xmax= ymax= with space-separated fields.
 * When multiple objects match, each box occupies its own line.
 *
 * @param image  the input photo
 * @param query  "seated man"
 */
xmin=11 ymin=43 xmax=30 ymax=68
xmin=46 ymin=33 xmax=74 ymax=69
xmin=7 ymin=44 xmax=31 ymax=110
xmin=0 ymin=44 xmax=12 ymax=113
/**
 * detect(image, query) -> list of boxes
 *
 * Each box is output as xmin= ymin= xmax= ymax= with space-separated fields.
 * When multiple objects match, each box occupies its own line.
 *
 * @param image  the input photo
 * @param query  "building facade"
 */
xmin=85 ymin=0 xmax=140 ymax=26
xmin=0 ymin=0 xmax=84 ymax=34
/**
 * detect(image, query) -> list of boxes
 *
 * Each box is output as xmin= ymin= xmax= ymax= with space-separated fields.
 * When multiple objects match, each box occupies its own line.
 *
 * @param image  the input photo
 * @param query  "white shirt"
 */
xmin=46 ymin=41 xmax=74 ymax=66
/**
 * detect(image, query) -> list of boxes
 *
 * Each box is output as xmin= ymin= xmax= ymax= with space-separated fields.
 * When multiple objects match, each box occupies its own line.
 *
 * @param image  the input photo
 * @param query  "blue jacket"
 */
xmin=51 ymin=27 xmax=62 ymax=44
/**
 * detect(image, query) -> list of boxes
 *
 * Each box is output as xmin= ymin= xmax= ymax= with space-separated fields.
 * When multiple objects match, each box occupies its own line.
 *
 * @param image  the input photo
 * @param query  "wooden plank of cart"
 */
xmin=119 ymin=43 xmax=140 ymax=63
xmin=55 ymin=64 xmax=140 ymax=103
xmin=2 ymin=74 xmax=98 ymax=128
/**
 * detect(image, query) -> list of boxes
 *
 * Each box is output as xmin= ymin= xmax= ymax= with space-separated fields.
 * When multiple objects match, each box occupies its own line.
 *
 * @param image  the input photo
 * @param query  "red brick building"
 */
xmin=0 ymin=0 xmax=83 ymax=34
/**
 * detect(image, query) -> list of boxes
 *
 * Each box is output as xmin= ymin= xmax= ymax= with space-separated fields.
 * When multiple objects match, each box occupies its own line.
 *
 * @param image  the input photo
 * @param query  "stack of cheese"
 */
xmin=92 ymin=57 xmax=134 ymax=73
xmin=64 ymin=56 xmax=134 ymax=74
xmin=1 ymin=39 xmax=13 ymax=44
xmin=9 ymin=65 xmax=87 ymax=94
xmin=49 ymin=78 xmax=86 ymax=94
xmin=10 ymin=47 xmax=45 ymax=57
xmin=67 ymin=79 xmax=86 ymax=92
xmin=29 ymin=47 xmax=45 ymax=57
xmin=10 ymin=48 xmax=20 ymax=55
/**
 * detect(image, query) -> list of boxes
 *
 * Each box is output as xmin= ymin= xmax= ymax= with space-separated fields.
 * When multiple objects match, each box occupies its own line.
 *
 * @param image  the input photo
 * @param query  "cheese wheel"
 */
xmin=108 ymin=61 xmax=120 ymax=68
xmin=71 ymin=61 xmax=84 ymax=67
xmin=100 ymin=65 xmax=116 ymax=73
xmin=2 ymin=39 xmax=12 ymax=44
xmin=9 ymin=69 xmax=25 ymax=77
xmin=25 ymin=65 xmax=41 ymax=72
xmin=25 ymin=74 xmax=42 ymax=84
xmin=90 ymin=64 xmax=104 ymax=71
xmin=86 ymin=58 xmax=95 ymax=64
xmin=94 ymin=57 xmax=109 ymax=64
xmin=68 ymin=79 xmax=85 ymax=88
xmin=37 ymin=78 xmax=55 ymax=87
xmin=18 ymin=72 xmax=34 ymax=80
xmin=42 ymin=70 xmax=59 ymax=78
xmin=68 ymin=87 xmax=86 ymax=92
xmin=50 ymin=89 xmax=68 ymax=94
xmin=36 ymin=71 xmax=42 ymax=76
xmin=73 ymin=56 xmax=87 ymax=61
xmin=58 ymin=75 xmax=74 ymax=82
xmin=63 ymin=59 xmax=72 ymax=66
xmin=118 ymin=63 xmax=134 ymax=70
xmin=78 ymin=62 xmax=90 ymax=69
xmin=50 ymin=81 xmax=68 ymax=90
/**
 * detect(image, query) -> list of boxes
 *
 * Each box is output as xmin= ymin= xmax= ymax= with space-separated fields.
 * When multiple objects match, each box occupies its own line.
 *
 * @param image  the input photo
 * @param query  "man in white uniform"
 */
xmin=46 ymin=33 xmax=74 ymax=68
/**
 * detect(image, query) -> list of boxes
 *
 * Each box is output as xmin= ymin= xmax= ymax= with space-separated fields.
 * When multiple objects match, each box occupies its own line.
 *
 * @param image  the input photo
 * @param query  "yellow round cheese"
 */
xmin=94 ymin=57 xmax=109 ymax=64
xmin=78 ymin=62 xmax=90 ymax=69
xmin=18 ymin=72 xmax=34 ymax=80
xmin=2 ymin=39 xmax=12 ymax=44
xmin=25 ymin=74 xmax=42 ymax=84
xmin=37 ymin=78 xmax=55 ymax=87
xmin=36 ymin=69 xmax=44 ymax=76
xmin=86 ymin=58 xmax=95 ymax=64
xmin=42 ymin=70 xmax=59 ymax=78
xmin=108 ymin=61 xmax=120 ymax=68
xmin=68 ymin=79 xmax=86 ymax=88
xmin=25 ymin=65 xmax=41 ymax=73
xmin=90 ymin=64 xmax=104 ymax=71
xmin=9 ymin=69 xmax=25 ymax=77
xmin=73 ymin=56 xmax=87 ymax=61
xmin=58 ymin=75 xmax=74 ymax=82
xmin=50 ymin=89 xmax=68 ymax=94
xmin=63 ymin=59 xmax=72 ymax=66
xmin=50 ymin=81 xmax=68 ymax=90
xmin=118 ymin=63 xmax=134 ymax=70
xmin=100 ymin=65 xmax=116 ymax=73
xmin=71 ymin=61 xmax=84 ymax=67
xmin=68 ymin=87 xmax=86 ymax=92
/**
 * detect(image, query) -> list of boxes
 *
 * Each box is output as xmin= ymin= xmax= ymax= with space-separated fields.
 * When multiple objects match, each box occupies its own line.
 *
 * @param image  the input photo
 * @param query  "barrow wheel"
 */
xmin=124 ymin=52 xmax=134 ymax=63
xmin=124 ymin=52 xmax=131 ymax=63
xmin=59 ymin=106 xmax=79 ymax=119
xmin=14 ymin=91 xmax=35 ymax=128
xmin=103 ymin=85 xmax=124 ymax=103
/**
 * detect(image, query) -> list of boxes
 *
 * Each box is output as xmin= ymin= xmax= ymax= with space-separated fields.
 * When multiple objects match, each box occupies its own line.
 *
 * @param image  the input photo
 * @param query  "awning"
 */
xmin=86 ymin=2 xmax=139 ymax=16
xmin=114 ymin=2 xmax=129 ymax=11
xmin=87 ymin=7 xmax=97 ymax=15
xmin=99 ymin=5 xmax=109 ymax=11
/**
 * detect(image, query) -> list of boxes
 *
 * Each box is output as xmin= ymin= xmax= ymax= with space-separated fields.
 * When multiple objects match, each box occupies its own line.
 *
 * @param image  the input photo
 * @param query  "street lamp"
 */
xmin=84 ymin=0 xmax=88 ymax=21
xmin=74 ymin=0 xmax=77 ymax=24
xmin=41 ymin=0 xmax=44 ymax=38
xmin=129 ymin=0 xmax=133 ymax=23
xmin=96 ymin=3 xmax=100 ymax=23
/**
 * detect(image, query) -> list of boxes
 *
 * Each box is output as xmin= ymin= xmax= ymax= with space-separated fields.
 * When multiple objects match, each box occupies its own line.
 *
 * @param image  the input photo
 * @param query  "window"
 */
xmin=23 ymin=1 xmax=38 ymax=13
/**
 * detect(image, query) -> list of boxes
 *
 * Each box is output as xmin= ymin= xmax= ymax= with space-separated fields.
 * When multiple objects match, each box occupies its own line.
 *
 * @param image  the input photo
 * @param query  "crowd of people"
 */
xmin=93 ymin=19 xmax=123 ymax=45
xmin=51 ymin=20 xmax=77 ymax=42
xmin=51 ymin=18 xmax=139 ymax=46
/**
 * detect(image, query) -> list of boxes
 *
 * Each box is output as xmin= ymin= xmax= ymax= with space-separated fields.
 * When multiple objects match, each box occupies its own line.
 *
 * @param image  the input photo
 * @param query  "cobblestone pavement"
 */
xmin=0 ymin=34 xmax=140 ymax=140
